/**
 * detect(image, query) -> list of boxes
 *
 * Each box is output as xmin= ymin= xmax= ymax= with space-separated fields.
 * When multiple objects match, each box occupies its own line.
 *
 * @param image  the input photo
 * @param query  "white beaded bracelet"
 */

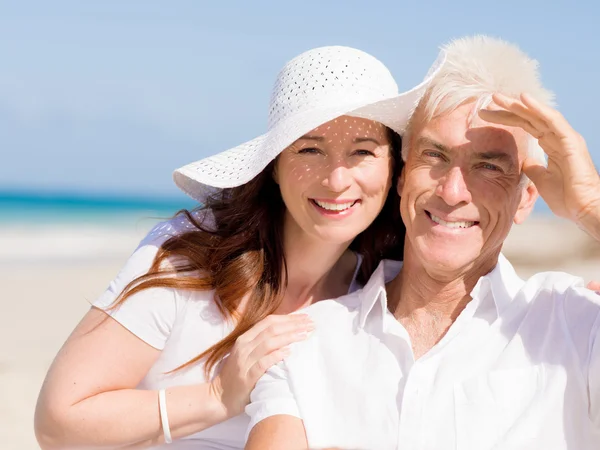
xmin=158 ymin=389 xmax=173 ymax=444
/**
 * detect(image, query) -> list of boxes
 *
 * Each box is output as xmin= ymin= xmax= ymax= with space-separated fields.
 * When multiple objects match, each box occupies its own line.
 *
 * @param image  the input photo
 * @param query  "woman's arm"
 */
xmin=35 ymin=306 xmax=313 ymax=449
xmin=34 ymin=307 xmax=228 ymax=449
xmin=246 ymin=415 xmax=308 ymax=450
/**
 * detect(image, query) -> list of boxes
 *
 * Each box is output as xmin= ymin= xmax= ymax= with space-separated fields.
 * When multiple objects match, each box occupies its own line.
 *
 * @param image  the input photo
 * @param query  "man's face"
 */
xmin=399 ymin=101 xmax=538 ymax=276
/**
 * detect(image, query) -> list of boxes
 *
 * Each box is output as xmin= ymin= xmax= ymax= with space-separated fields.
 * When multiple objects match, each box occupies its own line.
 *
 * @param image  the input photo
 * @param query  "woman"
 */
xmin=34 ymin=45 xmax=443 ymax=449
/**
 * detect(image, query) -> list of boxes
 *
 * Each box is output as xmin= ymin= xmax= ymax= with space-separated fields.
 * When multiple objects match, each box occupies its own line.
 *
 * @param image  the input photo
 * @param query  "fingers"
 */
xmin=521 ymin=156 xmax=549 ymax=187
xmin=520 ymin=93 xmax=575 ymax=139
xmin=479 ymin=94 xmax=570 ymax=160
xmin=242 ymin=316 xmax=314 ymax=383
xmin=247 ymin=347 xmax=292 ymax=382
xmin=233 ymin=314 xmax=313 ymax=366
xmin=244 ymin=320 xmax=314 ymax=383
xmin=478 ymin=108 xmax=563 ymax=159
xmin=485 ymin=92 xmax=575 ymax=142
xmin=492 ymin=93 xmax=549 ymax=133
xmin=246 ymin=321 xmax=314 ymax=363
xmin=478 ymin=109 xmax=541 ymax=138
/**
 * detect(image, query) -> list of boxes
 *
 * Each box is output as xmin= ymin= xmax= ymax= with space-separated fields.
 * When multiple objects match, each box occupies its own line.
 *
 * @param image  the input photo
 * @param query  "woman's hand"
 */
xmin=210 ymin=314 xmax=314 ymax=417
xmin=479 ymin=93 xmax=600 ymax=239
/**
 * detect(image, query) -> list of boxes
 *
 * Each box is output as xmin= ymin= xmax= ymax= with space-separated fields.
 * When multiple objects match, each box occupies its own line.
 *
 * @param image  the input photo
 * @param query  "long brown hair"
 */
xmin=111 ymin=129 xmax=405 ymax=376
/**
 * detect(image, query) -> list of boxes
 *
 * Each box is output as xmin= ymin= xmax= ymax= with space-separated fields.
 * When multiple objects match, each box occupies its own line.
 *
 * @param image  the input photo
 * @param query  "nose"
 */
xmin=435 ymin=166 xmax=472 ymax=206
xmin=321 ymin=164 xmax=352 ymax=193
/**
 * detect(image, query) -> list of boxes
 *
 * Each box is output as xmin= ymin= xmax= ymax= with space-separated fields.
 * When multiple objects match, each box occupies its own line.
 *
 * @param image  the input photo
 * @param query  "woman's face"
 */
xmin=275 ymin=115 xmax=394 ymax=245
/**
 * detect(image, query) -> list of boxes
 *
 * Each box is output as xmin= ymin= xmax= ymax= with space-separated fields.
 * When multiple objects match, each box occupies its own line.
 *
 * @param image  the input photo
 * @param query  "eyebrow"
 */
xmin=418 ymin=137 xmax=516 ymax=166
xmin=299 ymin=135 xmax=325 ymax=141
xmin=474 ymin=150 xmax=513 ymax=163
xmin=353 ymin=137 xmax=381 ymax=145
xmin=416 ymin=137 xmax=450 ymax=153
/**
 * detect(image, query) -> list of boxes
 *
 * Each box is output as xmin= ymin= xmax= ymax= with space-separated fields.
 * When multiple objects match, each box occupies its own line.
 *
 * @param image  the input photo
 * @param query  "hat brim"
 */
xmin=174 ymin=53 xmax=445 ymax=203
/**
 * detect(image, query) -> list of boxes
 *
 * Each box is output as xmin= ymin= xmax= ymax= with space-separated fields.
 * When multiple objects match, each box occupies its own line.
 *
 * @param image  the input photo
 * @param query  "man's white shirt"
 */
xmin=246 ymin=255 xmax=600 ymax=450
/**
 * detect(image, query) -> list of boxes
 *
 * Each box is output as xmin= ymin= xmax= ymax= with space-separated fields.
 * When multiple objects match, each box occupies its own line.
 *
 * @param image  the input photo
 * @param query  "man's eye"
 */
xmin=481 ymin=163 xmax=501 ymax=171
xmin=424 ymin=150 xmax=443 ymax=158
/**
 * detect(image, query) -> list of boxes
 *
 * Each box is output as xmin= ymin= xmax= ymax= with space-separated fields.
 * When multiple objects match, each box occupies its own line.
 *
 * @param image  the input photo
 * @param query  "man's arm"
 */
xmin=245 ymin=415 xmax=308 ymax=450
xmin=245 ymin=358 xmax=309 ymax=449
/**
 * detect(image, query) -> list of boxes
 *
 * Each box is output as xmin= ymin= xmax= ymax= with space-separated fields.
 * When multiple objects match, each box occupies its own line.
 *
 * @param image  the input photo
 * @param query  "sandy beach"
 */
xmin=3 ymin=215 xmax=599 ymax=450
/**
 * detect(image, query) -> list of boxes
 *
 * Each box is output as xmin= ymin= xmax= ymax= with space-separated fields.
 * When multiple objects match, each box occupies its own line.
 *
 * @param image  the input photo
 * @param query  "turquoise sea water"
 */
xmin=0 ymin=190 xmax=198 ymax=225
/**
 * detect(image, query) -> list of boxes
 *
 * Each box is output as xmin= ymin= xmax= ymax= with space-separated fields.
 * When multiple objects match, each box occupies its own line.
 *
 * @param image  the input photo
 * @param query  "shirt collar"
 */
xmin=358 ymin=259 xmax=403 ymax=329
xmin=469 ymin=253 xmax=525 ymax=316
xmin=358 ymin=254 xmax=524 ymax=328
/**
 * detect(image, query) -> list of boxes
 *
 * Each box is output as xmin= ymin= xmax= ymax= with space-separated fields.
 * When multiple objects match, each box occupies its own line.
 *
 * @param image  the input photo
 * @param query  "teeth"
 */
xmin=430 ymin=214 xmax=475 ymax=229
xmin=314 ymin=200 xmax=355 ymax=211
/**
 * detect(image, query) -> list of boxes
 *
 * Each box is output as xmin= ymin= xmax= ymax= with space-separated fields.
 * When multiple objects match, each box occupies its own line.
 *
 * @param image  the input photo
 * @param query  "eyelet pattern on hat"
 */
xmin=267 ymin=47 xmax=398 ymax=130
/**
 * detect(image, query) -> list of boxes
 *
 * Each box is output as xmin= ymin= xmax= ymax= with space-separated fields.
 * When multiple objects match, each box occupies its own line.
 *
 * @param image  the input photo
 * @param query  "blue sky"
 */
xmin=1 ymin=0 xmax=598 ymax=204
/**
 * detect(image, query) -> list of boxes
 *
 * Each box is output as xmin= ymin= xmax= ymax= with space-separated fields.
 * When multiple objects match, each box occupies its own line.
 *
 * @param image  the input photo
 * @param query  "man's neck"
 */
xmin=387 ymin=252 xmax=498 ymax=359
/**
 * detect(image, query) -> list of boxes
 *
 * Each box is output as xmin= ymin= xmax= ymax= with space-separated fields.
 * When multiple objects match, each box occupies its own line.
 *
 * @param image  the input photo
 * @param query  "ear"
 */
xmin=397 ymin=165 xmax=406 ymax=197
xmin=513 ymin=180 xmax=538 ymax=224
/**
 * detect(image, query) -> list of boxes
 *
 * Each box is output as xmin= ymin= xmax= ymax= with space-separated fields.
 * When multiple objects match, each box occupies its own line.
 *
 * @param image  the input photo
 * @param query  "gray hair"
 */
xmin=403 ymin=36 xmax=555 ymax=185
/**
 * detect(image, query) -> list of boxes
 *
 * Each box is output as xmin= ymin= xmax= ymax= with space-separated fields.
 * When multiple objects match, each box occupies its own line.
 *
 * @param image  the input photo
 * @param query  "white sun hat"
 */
xmin=173 ymin=45 xmax=445 ymax=202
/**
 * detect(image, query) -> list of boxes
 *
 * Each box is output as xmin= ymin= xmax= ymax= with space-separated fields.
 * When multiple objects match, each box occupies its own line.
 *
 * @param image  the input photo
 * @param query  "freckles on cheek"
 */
xmin=288 ymin=163 xmax=319 ymax=182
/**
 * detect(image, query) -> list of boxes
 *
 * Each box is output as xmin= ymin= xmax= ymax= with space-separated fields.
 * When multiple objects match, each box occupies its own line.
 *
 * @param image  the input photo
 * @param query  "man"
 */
xmin=244 ymin=36 xmax=600 ymax=450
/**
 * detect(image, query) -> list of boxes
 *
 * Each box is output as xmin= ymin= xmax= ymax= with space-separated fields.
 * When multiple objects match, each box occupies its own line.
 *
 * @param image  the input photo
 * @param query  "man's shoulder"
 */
xmin=524 ymin=270 xmax=595 ymax=296
xmin=517 ymin=270 xmax=600 ymax=359
xmin=522 ymin=270 xmax=600 ymax=314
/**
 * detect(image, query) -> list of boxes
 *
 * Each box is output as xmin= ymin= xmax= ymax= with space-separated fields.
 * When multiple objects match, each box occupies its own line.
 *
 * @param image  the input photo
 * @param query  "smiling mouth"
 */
xmin=311 ymin=199 xmax=359 ymax=212
xmin=426 ymin=211 xmax=479 ymax=229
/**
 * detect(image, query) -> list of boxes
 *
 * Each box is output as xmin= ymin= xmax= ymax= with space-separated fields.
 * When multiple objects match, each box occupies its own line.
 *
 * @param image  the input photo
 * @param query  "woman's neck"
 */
xmin=277 ymin=217 xmax=357 ymax=313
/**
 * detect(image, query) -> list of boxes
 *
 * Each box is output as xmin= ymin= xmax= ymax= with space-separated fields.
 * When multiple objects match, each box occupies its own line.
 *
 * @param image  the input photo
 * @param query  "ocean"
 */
xmin=0 ymin=190 xmax=198 ymax=264
xmin=0 ymin=190 xmax=197 ymax=225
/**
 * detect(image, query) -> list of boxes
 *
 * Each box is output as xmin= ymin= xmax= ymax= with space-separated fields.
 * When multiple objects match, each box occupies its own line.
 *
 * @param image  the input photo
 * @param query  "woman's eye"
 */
xmin=354 ymin=149 xmax=375 ymax=156
xmin=297 ymin=147 xmax=321 ymax=155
